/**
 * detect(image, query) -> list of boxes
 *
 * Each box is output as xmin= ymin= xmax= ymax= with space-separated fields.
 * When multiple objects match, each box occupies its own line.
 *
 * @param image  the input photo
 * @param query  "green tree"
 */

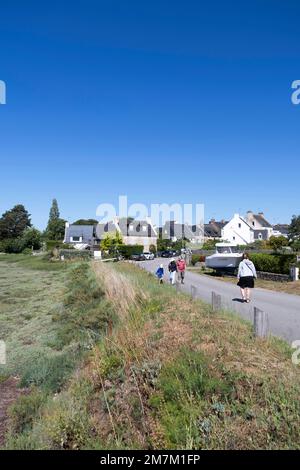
xmin=49 ymin=198 xmax=60 ymax=221
xmin=72 ymin=219 xmax=98 ymax=225
xmin=21 ymin=227 xmax=42 ymax=250
xmin=45 ymin=219 xmax=66 ymax=241
xmin=100 ymin=232 xmax=124 ymax=253
xmin=0 ymin=204 xmax=31 ymax=240
xmin=45 ymin=199 xmax=66 ymax=241
xmin=289 ymin=215 xmax=300 ymax=240
xmin=268 ymin=235 xmax=288 ymax=252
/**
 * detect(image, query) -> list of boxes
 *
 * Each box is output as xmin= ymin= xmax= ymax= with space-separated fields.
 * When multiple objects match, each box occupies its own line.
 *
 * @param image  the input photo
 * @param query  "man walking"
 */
xmin=176 ymin=256 xmax=186 ymax=284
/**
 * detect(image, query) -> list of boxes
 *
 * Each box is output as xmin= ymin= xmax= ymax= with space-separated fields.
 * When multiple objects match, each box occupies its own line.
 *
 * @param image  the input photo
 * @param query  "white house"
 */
xmin=245 ymin=211 xmax=273 ymax=241
xmin=221 ymin=214 xmax=254 ymax=245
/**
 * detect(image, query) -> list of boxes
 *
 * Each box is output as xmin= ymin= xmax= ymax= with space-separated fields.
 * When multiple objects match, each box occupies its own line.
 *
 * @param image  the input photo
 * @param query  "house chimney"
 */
xmin=65 ymin=221 xmax=70 ymax=228
xmin=258 ymin=212 xmax=264 ymax=216
xmin=209 ymin=218 xmax=216 ymax=223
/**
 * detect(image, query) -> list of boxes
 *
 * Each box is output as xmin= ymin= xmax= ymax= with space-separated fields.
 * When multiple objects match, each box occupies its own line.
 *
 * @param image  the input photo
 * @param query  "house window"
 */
xmin=258 ymin=233 xmax=262 ymax=240
xmin=238 ymin=223 xmax=241 ymax=228
xmin=71 ymin=236 xmax=81 ymax=242
xmin=252 ymin=222 xmax=255 ymax=226
xmin=233 ymin=236 xmax=236 ymax=240
xmin=142 ymin=226 xmax=147 ymax=232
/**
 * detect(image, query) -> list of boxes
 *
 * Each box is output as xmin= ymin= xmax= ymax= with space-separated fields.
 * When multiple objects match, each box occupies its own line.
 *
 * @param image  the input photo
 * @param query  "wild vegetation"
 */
xmin=1 ymin=256 xmax=300 ymax=450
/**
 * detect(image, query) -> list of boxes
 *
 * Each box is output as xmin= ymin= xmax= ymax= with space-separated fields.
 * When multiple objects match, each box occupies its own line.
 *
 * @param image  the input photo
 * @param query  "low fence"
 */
xmin=256 ymin=271 xmax=290 ymax=282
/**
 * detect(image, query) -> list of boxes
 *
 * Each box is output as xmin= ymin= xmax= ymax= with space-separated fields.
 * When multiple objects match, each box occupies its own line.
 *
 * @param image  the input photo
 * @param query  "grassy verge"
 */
xmin=188 ymin=266 xmax=300 ymax=296
xmin=3 ymin=260 xmax=300 ymax=450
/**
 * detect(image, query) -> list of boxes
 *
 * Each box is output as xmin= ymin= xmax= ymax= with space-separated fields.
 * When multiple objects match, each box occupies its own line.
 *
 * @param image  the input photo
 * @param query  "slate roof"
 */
xmin=251 ymin=214 xmax=272 ymax=228
xmin=273 ymin=224 xmax=289 ymax=235
xmin=64 ymin=225 xmax=95 ymax=244
xmin=204 ymin=220 xmax=227 ymax=238
xmin=160 ymin=221 xmax=203 ymax=240
xmin=96 ymin=219 xmax=157 ymax=239
xmin=120 ymin=219 xmax=157 ymax=237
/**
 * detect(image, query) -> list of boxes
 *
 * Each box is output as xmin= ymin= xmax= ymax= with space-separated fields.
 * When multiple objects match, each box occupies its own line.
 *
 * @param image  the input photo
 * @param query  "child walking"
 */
xmin=155 ymin=264 xmax=164 ymax=284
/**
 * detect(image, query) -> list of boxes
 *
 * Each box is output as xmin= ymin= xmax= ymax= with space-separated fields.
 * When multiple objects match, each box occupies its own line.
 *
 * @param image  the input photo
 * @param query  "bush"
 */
xmin=22 ymin=248 xmax=32 ymax=255
xmin=8 ymin=389 xmax=47 ymax=434
xmin=118 ymin=245 xmax=144 ymax=259
xmin=20 ymin=352 xmax=77 ymax=393
xmin=21 ymin=228 xmax=42 ymax=251
xmin=59 ymin=249 xmax=90 ymax=260
xmin=0 ymin=238 xmax=24 ymax=253
xmin=250 ymin=253 xmax=296 ymax=274
xmin=191 ymin=254 xmax=206 ymax=266
xmin=46 ymin=240 xmax=72 ymax=251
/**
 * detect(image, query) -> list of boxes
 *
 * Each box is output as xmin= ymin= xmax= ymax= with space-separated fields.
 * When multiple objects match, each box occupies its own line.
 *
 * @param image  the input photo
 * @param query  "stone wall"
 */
xmin=257 ymin=271 xmax=290 ymax=282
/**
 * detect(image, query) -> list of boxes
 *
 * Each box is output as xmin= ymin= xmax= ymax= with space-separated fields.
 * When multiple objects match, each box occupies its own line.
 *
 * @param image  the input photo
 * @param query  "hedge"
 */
xmin=249 ymin=253 xmax=296 ymax=275
xmin=59 ymin=249 xmax=91 ymax=260
xmin=118 ymin=245 xmax=144 ymax=259
xmin=46 ymin=240 xmax=73 ymax=251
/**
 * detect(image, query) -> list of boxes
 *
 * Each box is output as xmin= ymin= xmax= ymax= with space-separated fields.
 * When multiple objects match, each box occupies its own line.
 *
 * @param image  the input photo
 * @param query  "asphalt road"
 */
xmin=137 ymin=258 xmax=300 ymax=344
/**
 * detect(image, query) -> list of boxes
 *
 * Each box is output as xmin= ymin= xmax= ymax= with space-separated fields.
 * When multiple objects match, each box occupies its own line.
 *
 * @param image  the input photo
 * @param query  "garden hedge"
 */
xmin=249 ymin=253 xmax=296 ymax=275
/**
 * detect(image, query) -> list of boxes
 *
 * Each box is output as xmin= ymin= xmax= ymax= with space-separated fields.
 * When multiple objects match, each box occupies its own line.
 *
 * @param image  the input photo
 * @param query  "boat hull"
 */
xmin=205 ymin=254 xmax=242 ymax=271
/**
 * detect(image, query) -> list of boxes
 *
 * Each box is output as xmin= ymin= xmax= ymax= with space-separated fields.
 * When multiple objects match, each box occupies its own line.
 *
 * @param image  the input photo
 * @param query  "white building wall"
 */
xmin=221 ymin=214 xmax=254 ymax=245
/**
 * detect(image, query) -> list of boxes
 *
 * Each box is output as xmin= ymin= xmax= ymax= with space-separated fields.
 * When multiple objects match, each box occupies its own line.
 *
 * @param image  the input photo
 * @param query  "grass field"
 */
xmin=1 ymin=256 xmax=300 ymax=450
xmin=188 ymin=266 xmax=300 ymax=296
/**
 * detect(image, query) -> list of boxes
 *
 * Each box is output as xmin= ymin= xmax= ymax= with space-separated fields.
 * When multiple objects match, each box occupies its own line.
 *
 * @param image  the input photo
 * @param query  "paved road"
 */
xmin=137 ymin=258 xmax=300 ymax=344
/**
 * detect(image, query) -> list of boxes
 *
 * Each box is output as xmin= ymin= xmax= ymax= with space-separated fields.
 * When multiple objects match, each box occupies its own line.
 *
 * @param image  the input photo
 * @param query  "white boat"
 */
xmin=205 ymin=243 xmax=243 ymax=272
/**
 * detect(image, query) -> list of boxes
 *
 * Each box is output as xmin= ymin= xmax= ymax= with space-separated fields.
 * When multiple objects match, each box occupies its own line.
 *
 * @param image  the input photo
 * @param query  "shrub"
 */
xmin=21 ymin=228 xmax=42 ymax=250
xmin=191 ymin=254 xmax=205 ymax=265
xmin=250 ymin=253 xmax=296 ymax=274
xmin=59 ymin=249 xmax=90 ymax=260
xmin=8 ymin=389 xmax=47 ymax=434
xmin=22 ymin=248 xmax=32 ymax=255
xmin=46 ymin=240 xmax=72 ymax=251
xmin=0 ymin=238 xmax=24 ymax=253
xmin=20 ymin=352 xmax=77 ymax=393
xmin=118 ymin=245 xmax=143 ymax=259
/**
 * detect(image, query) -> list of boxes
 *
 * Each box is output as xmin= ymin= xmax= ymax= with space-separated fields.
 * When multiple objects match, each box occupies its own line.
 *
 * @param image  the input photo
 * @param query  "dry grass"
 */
xmin=5 ymin=260 xmax=300 ymax=450
xmin=92 ymin=261 xmax=149 ymax=319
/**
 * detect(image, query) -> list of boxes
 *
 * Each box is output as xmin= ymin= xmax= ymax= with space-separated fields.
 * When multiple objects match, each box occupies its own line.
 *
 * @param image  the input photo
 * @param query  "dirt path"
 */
xmin=0 ymin=377 xmax=26 ymax=447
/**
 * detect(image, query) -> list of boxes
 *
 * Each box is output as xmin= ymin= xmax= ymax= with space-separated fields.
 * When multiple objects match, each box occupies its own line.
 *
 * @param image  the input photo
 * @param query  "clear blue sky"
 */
xmin=0 ymin=0 xmax=299 ymax=229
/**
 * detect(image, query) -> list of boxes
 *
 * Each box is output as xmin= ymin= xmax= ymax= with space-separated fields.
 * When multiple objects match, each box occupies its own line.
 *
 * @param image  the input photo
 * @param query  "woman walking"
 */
xmin=168 ymin=258 xmax=177 ymax=285
xmin=237 ymin=253 xmax=257 ymax=303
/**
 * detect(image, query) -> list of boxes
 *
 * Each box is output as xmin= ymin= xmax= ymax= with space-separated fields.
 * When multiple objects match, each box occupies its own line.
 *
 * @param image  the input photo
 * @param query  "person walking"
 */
xmin=168 ymin=258 xmax=177 ymax=285
xmin=155 ymin=264 xmax=164 ymax=284
xmin=176 ymin=256 xmax=186 ymax=284
xmin=237 ymin=253 xmax=257 ymax=303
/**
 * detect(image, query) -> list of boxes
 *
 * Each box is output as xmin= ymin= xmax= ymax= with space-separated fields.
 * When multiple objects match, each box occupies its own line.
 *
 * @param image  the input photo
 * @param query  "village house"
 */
xmin=204 ymin=219 xmax=227 ymax=240
xmin=245 ymin=211 xmax=273 ymax=241
xmin=221 ymin=213 xmax=254 ymax=245
xmin=64 ymin=222 xmax=100 ymax=249
xmin=96 ymin=217 xmax=158 ymax=252
xmin=159 ymin=221 xmax=203 ymax=245
xmin=64 ymin=217 xmax=158 ymax=252
xmin=272 ymin=224 xmax=290 ymax=238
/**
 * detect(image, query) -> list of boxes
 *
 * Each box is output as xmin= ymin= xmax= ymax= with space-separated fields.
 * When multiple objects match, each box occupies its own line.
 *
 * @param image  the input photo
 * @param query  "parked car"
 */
xmin=143 ymin=252 xmax=155 ymax=260
xmin=161 ymin=250 xmax=176 ymax=258
xmin=130 ymin=253 xmax=146 ymax=261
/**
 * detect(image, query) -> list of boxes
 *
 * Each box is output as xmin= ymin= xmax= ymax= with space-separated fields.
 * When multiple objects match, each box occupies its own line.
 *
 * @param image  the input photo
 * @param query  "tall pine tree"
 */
xmin=45 ymin=199 xmax=65 ymax=241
